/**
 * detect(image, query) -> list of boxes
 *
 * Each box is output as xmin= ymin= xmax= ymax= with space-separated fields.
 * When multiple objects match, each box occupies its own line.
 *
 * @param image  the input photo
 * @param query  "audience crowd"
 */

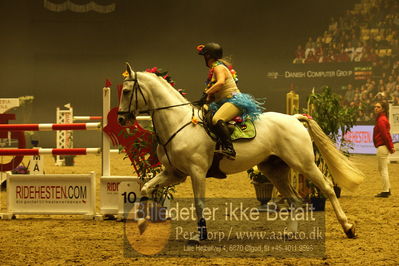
xmin=292 ymin=0 xmax=399 ymax=122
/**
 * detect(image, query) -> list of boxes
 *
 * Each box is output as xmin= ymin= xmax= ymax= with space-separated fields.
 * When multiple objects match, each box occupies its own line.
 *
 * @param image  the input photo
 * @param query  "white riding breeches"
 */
xmin=211 ymin=102 xmax=241 ymax=125
xmin=377 ymin=145 xmax=391 ymax=192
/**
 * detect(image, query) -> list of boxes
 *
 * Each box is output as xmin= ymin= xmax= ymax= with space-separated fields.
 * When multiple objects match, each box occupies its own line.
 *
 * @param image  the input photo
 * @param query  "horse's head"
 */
xmin=117 ymin=63 xmax=148 ymax=125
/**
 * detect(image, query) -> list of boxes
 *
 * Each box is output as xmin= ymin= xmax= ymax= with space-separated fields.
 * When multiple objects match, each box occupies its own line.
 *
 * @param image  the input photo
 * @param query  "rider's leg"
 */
xmin=212 ymin=102 xmax=241 ymax=125
xmin=212 ymin=102 xmax=241 ymax=160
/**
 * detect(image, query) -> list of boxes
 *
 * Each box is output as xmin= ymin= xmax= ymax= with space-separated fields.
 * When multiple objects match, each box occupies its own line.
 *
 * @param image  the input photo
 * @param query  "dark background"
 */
xmin=0 ymin=0 xmax=359 ymax=147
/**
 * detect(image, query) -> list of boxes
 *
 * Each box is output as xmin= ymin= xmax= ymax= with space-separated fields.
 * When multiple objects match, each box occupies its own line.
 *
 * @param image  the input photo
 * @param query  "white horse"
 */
xmin=117 ymin=63 xmax=364 ymax=240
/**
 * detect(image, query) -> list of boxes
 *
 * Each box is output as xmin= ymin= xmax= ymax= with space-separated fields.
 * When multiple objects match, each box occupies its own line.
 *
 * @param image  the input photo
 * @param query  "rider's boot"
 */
xmin=214 ymin=120 xmax=236 ymax=160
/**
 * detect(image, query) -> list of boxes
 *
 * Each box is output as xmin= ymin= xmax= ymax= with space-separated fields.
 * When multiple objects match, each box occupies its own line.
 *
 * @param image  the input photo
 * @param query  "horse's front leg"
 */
xmin=141 ymin=168 xmax=186 ymax=197
xmin=137 ymin=168 xmax=186 ymax=234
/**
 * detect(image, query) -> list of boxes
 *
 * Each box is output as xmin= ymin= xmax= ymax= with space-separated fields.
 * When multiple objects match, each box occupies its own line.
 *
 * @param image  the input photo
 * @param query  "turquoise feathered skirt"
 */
xmin=209 ymin=92 xmax=265 ymax=121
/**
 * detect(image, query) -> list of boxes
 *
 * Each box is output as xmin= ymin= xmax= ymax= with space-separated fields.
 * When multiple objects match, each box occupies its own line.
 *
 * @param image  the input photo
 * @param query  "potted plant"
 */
xmin=149 ymin=185 xmax=175 ymax=222
xmin=305 ymin=86 xmax=358 ymax=203
xmin=306 ymin=181 xmax=327 ymax=211
xmin=247 ymin=166 xmax=274 ymax=210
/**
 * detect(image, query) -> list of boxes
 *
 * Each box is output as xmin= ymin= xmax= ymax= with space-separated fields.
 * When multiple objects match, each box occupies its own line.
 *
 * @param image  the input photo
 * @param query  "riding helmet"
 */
xmin=197 ymin=42 xmax=223 ymax=59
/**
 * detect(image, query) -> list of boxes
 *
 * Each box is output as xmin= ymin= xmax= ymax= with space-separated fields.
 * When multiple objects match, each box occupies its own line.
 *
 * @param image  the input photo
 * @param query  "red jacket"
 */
xmin=373 ymin=112 xmax=394 ymax=152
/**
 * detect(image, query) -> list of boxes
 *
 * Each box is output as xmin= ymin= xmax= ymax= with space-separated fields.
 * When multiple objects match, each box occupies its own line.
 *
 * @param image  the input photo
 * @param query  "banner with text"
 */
xmin=7 ymin=173 xmax=96 ymax=215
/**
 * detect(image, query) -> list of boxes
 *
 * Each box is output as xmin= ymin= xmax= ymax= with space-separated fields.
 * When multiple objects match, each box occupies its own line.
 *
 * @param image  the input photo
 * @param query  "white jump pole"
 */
xmin=102 ymin=87 xmax=111 ymax=177
xmin=73 ymin=116 xmax=149 ymax=121
xmin=0 ymin=148 xmax=100 ymax=156
xmin=0 ymin=123 xmax=101 ymax=131
xmin=136 ymin=116 xmax=151 ymax=121
xmin=73 ymin=116 xmax=102 ymax=121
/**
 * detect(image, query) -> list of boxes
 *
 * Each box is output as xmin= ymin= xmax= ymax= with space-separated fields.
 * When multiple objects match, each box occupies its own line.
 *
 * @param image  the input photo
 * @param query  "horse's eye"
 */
xmin=123 ymin=89 xmax=130 ymax=95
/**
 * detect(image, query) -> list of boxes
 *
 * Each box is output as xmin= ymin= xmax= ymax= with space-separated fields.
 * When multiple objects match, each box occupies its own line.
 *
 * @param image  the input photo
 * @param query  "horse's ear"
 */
xmin=126 ymin=62 xmax=133 ymax=77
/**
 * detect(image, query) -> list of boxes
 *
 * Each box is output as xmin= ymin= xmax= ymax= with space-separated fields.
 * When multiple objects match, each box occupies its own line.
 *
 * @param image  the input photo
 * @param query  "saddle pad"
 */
xmin=231 ymin=120 xmax=256 ymax=141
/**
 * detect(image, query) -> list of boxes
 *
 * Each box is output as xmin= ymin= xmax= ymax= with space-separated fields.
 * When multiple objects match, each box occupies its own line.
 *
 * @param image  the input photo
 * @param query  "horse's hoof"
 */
xmin=140 ymin=187 xmax=149 ymax=197
xmin=345 ymin=224 xmax=357 ymax=239
xmin=187 ymin=233 xmax=201 ymax=246
xmin=187 ymin=239 xmax=200 ymax=246
xmin=137 ymin=218 xmax=148 ymax=235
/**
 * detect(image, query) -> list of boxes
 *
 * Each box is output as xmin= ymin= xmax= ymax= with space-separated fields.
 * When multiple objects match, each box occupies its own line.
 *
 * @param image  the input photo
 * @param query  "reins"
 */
xmin=151 ymin=108 xmax=198 ymax=166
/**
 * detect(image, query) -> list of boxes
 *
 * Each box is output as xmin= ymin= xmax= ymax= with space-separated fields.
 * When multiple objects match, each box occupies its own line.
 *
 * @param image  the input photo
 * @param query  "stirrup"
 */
xmin=222 ymin=147 xmax=236 ymax=160
xmin=215 ymin=147 xmax=236 ymax=160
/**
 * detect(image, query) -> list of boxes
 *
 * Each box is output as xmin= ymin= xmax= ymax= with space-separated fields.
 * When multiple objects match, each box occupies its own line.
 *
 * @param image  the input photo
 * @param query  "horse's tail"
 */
xmin=294 ymin=114 xmax=365 ymax=192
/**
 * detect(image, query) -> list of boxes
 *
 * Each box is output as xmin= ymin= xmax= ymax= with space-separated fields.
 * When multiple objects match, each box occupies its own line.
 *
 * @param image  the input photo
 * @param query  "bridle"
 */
xmin=117 ymin=72 xmax=147 ymax=120
xmin=117 ymin=71 xmax=196 ymax=117
xmin=117 ymin=71 xmax=204 ymax=168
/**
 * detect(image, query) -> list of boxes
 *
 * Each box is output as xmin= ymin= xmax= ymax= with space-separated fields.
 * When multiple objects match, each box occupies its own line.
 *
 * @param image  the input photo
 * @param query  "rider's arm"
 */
xmin=205 ymin=65 xmax=226 ymax=98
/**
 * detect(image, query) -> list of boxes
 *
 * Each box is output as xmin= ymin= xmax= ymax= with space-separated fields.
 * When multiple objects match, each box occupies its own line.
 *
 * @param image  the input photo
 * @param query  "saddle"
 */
xmin=203 ymin=110 xmax=257 ymax=141
xmin=203 ymin=110 xmax=257 ymax=179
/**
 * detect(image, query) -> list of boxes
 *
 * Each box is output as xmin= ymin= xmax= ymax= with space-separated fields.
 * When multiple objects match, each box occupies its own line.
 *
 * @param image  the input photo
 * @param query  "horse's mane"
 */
xmin=139 ymin=71 xmax=189 ymax=103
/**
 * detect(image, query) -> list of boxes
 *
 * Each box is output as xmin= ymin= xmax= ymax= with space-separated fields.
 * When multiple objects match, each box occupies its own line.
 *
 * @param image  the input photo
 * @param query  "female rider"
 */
xmin=197 ymin=42 xmax=263 ymax=160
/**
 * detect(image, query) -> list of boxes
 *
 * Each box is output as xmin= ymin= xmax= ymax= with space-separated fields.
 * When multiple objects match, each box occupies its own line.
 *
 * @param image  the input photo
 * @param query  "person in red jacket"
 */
xmin=373 ymin=101 xmax=396 ymax=197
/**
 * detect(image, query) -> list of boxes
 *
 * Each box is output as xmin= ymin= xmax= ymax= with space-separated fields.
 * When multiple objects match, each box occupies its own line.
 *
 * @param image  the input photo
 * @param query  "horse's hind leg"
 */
xmin=258 ymin=156 xmax=303 ymax=234
xmin=301 ymin=163 xmax=356 ymax=238
xmin=258 ymin=156 xmax=302 ymax=205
